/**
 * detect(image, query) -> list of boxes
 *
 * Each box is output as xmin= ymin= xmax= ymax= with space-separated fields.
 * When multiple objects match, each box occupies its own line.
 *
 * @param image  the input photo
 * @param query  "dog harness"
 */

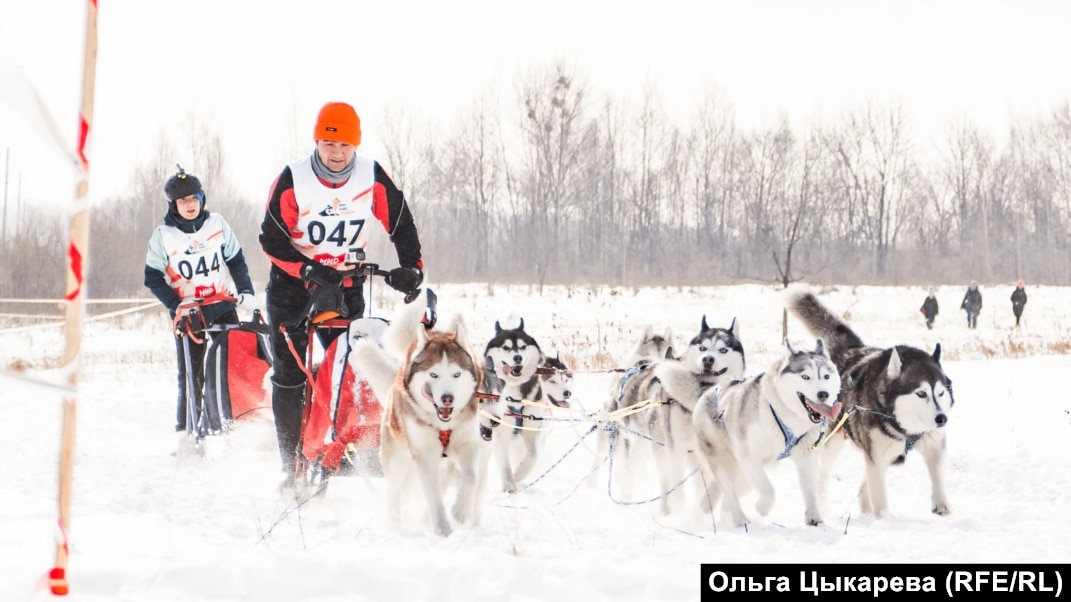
xmin=842 ymin=407 xmax=921 ymax=455
xmin=506 ymin=397 xmax=525 ymax=434
xmin=613 ymin=364 xmax=648 ymax=410
xmin=769 ymin=404 xmax=826 ymax=460
xmin=438 ymin=429 xmax=451 ymax=457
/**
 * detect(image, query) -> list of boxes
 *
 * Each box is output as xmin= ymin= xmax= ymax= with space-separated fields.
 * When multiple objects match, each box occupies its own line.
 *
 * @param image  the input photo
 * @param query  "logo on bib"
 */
xmin=312 ymin=253 xmax=345 ymax=267
xmin=318 ymin=199 xmax=348 ymax=217
xmin=184 ymin=240 xmax=207 ymax=255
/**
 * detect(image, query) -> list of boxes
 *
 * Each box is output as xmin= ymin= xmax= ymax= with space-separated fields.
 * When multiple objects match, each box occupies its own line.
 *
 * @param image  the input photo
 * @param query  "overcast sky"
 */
xmin=2 ymin=0 xmax=1070 ymax=208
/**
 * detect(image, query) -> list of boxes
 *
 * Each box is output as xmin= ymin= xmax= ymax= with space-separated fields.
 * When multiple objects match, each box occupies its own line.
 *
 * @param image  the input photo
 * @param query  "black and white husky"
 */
xmin=478 ymin=319 xmax=568 ymax=493
xmin=786 ymin=289 xmax=954 ymax=518
xmin=618 ymin=316 xmax=746 ymax=514
xmin=350 ymin=295 xmax=483 ymax=537
xmin=693 ymin=339 xmax=842 ymax=527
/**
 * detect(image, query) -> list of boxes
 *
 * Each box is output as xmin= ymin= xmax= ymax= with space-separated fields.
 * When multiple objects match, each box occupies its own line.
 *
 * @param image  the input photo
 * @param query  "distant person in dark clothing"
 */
xmin=1011 ymin=280 xmax=1028 ymax=327
xmin=960 ymin=281 xmax=982 ymax=329
xmin=920 ymin=286 xmax=939 ymax=330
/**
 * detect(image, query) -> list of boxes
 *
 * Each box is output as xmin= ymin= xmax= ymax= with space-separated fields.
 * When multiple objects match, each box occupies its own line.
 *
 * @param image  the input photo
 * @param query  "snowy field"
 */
xmin=2 ymin=282 xmax=1070 ymax=601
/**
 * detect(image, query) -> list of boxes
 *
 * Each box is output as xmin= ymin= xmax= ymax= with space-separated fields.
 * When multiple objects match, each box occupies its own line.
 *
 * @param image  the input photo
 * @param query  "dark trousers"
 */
xmin=266 ymin=266 xmax=365 ymax=474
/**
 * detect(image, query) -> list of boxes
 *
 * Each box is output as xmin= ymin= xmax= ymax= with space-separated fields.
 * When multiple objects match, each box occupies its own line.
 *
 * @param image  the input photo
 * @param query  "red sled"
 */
xmin=298 ymin=317 xmax=389 ymax=477
xmin=203 ymin=311 xmax=273 ymax=431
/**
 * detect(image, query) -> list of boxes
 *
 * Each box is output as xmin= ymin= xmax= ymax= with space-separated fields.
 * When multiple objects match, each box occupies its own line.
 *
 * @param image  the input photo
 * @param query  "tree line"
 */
xmin=3 ymin=62 xmax=1071 ymax=301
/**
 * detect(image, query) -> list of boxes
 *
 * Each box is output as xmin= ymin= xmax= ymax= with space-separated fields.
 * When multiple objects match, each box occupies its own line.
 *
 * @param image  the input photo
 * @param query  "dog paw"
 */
xmin=805 ymin=515 xmax=823 ymax=527
xmin=932 ymin=503 xmax=951 ymax=516
xmin=452 ymin=505 xmax=473 ymax=525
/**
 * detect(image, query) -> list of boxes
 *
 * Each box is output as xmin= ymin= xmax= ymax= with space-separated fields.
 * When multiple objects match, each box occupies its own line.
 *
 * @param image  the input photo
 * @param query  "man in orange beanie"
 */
xmin=259 ymin=101 xmax=425 ymax=488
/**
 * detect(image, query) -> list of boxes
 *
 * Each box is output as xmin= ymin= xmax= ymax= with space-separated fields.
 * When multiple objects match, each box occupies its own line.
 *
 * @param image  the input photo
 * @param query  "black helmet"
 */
xmin=164 ymin=164 xmax=204 ymax=202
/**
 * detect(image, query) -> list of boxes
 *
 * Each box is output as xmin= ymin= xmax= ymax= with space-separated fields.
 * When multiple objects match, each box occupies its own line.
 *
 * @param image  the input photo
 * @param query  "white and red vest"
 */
xmin=147 ymin=214 xmax=241 ymax=301
xmin=288 ymin=154 xmax=380 ymax=270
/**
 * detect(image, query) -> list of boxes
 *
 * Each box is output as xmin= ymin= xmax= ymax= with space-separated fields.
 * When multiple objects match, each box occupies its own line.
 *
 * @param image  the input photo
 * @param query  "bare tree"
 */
xmin=515 ymin=61 xmax=588 ymax=287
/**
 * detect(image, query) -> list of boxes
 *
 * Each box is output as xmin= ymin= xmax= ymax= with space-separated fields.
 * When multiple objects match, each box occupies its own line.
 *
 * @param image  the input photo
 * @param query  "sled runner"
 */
xmin=173 ymin=293 xmax=239 ymax=451
xmin=282 ymin=253 xmax=435 ymax=489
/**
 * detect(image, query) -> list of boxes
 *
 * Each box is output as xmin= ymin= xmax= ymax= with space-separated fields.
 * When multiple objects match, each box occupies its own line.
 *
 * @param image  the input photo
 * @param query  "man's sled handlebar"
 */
xmin=289 ymin=261 xmax=433 ymax=332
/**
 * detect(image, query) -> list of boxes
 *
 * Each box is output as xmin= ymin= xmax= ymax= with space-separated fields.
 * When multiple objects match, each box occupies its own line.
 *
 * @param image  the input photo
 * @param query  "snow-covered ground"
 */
xmin=3 ymin=282 xmax=1069 ymax=601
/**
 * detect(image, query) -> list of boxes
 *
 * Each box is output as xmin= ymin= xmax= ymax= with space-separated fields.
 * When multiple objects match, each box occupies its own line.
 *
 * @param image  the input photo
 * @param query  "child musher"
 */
xmin=144 ymin=166 xmax=256 ymax=442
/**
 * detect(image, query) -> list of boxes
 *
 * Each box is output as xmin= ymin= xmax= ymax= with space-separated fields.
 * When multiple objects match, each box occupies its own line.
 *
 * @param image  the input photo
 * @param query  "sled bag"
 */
xmin=203 ymin=322 xmax=274 ymax=431
xmin=301 ymin=317 xmax=388 ymax=470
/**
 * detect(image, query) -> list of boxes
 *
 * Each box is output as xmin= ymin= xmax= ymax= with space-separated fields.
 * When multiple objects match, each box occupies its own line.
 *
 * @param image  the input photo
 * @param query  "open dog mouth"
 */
xmin=502 ymin=364 xmax=524 ymax=377
xmin=703 ymin=367 xmax=728 ymax=377
xmin=435 ymin=405 xmax=453 ymax=422
xmin=797 ymin=393 xmax=841 ymax=424
xmin=547 ymin=395 xmax=569 ymax=409
xmin=423 ymin=383 xmax=454 ymax=422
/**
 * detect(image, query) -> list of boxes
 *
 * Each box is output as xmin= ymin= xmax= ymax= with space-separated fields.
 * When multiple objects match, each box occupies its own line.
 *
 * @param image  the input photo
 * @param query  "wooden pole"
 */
xmin=49 ymin=0 xmax=97 ymax=596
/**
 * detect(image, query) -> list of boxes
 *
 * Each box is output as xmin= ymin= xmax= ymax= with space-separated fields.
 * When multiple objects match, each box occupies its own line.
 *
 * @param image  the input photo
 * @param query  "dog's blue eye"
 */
xmin=916 ymin=391 xmax=927 ymax=398
xmin=718 ymin=348 xmax=727 ymax=354
xmin=453 ymin=371 xmax=461 ymax=378
xmin=430 ymin=372 xmax=438 ymax=379
xmin=699 ymin=346 xmax=707 ymax=352
xmin=801 ymin=374 xmax=810 ymax=380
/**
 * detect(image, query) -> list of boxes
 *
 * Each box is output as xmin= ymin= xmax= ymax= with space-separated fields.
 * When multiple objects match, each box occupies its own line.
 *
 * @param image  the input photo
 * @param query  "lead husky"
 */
xmin=477 ymin=319 xmax=557 ymax=493
xmin=786 ymin=290 xmax=954 ymax=518
xmin=496 ymin=352 xmax=574 ymax=493
xmin=619 ymin=316 xmax=745 ymax=514
xmin=693 ymin=339 xmax=842 ymax=527
xmin=351 ymin=296 xmax=483 ymax=537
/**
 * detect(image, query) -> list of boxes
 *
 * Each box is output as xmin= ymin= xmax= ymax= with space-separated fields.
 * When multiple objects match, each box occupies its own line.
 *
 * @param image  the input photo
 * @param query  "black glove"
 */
xmin=385 ymin=266 xmax=423 ymax=293
xmin=301 ymin=262 xmax=342 ymax=287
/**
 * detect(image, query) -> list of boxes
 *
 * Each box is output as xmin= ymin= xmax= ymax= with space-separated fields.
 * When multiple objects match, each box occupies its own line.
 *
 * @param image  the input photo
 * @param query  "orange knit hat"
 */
xmin=313 ymin=102 xmax=361 ymax=146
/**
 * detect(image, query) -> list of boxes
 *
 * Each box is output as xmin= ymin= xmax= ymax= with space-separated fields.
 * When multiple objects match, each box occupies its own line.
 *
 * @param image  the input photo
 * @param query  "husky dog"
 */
xmin=694 ymin=339 xmax=842 ymax=527
xmin=786 ymin=290 xmax=954 ymax=518
xmin=351 ymin=296 xmax=483 ymax=537
xmin=625 ymin=325 xmax=677 ymax=368
xmin=589 ymin=326 xmax=676 ymax=489
xmin=619 ymin=317 xmax=746 ymax=514
xmin=495 ymin=352 xmax=574 ymax=493
xmin=477 ymin=319 xmax=555 ymax=493
xmin=540 ymin=352 xmax=573 ymax=409
xmin=476 ymin=318 xmax=544 ymax=441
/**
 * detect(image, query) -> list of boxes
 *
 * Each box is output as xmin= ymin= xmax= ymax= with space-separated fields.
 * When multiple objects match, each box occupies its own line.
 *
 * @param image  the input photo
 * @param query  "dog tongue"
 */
xmin=807 ymin=400 xmax=842 ymax=422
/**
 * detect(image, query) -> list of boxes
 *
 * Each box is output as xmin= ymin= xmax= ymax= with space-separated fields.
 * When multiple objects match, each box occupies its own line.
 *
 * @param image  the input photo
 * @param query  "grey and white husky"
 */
xmin=786 ymin=289 xmax=954 ymax=518
xmin=588 ymin=325 xmax=676 ymax=489
xmin=693 ymin=339 xmax=842 ymax=527
xmin=618 ymin=316 xmax=746 ymax=514
xmin=350 ymin=295 xmax=483 ymax=537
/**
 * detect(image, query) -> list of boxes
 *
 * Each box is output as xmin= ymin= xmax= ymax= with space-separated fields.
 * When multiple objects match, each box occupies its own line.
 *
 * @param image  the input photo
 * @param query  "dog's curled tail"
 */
xmin=784 ymin=288 xmax=865 ymax=360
